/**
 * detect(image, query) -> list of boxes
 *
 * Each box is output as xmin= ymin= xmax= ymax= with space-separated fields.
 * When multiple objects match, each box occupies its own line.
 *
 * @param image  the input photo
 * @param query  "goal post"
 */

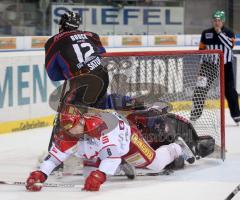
xmin=102 ymin=50 xmax=225 ymax=160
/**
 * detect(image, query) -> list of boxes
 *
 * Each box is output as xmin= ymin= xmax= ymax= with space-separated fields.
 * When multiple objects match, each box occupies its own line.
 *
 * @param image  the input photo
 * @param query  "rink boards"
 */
xmin=0 ymin=49 xmax=239 ymax=134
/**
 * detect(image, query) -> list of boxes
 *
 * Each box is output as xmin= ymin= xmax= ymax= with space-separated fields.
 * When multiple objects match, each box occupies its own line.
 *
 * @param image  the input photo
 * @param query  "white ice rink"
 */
xmin=0 ymin=110 xmax=240 ymax=200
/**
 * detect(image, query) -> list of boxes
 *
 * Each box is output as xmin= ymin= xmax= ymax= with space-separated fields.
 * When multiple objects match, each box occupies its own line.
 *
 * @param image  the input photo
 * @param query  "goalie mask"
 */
xmin=59 ymin=11 xmax=80 ymax=32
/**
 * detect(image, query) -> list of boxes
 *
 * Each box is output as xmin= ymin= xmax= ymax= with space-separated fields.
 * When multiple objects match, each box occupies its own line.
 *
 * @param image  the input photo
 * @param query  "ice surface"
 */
xmin=0 ymin=110 xmax=240 ymax=200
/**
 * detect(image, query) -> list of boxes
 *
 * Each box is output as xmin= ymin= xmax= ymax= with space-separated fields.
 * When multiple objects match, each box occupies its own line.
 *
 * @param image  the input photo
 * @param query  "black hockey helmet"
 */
xmin=59 ymin=11 xmax=80 ymax=32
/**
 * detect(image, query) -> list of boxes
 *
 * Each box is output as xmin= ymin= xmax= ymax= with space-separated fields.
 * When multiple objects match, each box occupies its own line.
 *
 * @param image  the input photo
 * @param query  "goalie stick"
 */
xmin=225 ymin=184 xmax=240 ymax=200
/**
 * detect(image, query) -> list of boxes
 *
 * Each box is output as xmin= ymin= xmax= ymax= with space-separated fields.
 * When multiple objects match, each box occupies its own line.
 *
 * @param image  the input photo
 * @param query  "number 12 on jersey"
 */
xmin=72 ymin=42 xmax=95 ymax=63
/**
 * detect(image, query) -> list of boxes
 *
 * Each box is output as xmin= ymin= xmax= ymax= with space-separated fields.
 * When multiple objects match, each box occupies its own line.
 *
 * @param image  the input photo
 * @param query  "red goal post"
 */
xmin=102 ymin=50 xmax=225 ymax=160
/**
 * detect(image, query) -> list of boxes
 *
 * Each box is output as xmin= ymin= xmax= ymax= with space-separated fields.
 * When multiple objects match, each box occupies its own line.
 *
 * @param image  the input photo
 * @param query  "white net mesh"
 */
xmin=61 ymin=50 xmax=224 ymax=174
xmin=103 ymin=50 xmax=224 ymax=158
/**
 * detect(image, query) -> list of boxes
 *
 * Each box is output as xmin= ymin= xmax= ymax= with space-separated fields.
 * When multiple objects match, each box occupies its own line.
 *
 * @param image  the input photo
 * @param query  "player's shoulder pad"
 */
xmin=45 ymin=31 xmax=74 ymax=50
xmin=84 ymin=31 xmax=100 ymax=40
xmin=44 ymin=35 xmax=54 ymax=50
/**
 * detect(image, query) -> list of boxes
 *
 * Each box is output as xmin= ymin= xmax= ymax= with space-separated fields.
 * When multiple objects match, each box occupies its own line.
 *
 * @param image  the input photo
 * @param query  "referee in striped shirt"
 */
xmin=190 ymin=10 xmax=240 ymax=124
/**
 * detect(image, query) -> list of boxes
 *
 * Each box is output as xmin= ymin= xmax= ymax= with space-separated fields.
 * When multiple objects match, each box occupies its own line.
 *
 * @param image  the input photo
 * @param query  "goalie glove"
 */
xmin=83 ymin=170 xmax=106 ymax=191
xmin=26 ymin=171 xmax=47 ymax=191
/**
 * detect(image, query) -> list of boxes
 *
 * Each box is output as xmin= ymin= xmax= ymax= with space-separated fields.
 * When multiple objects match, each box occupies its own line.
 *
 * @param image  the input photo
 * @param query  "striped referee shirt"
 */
xmin=199 ymin=27 xmax=235 ymax=64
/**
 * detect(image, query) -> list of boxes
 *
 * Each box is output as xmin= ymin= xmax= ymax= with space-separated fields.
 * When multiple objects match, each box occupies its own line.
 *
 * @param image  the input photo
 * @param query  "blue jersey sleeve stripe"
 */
xmin=46 ymin=53 xmax=65 ymax=81
xmin=98 ymin=46 xmax=106 ymax=54
xmin=56 ymin=53 xmax=74 ymax=79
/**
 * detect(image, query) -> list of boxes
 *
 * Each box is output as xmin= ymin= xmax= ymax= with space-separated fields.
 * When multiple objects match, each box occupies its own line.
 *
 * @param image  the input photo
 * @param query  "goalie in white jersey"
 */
xmin=25 ymin=105 xmax=194 ymax=192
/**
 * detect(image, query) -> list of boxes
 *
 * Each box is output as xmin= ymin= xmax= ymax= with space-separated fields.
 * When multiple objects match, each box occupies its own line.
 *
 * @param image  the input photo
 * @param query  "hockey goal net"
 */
xmin=102 ymin=50 xmax=225 ymax=160
xmin=61 ymin=50 xmax=225 ymax=175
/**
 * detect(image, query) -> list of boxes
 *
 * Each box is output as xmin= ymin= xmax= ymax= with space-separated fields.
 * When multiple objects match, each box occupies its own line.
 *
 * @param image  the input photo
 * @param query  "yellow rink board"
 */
xmin=0 ymin=115 xmax=55 ymax=134
xmin=0 ymin=99 xmax=239 ymax=135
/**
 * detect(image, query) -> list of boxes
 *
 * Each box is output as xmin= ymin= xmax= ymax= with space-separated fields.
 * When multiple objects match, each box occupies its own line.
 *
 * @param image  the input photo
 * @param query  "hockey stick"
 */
xmin=57 ymin=169 xmax=174 ymax=177
xmin=48 ymin=81 xmax=67 ymax=150
xmin=0 ymin=180 xmax=82 ymax=188
xmin=225 ymin=184 xmax=240 ymax=200
xmin=115 ymin=169 xmax=173 ymax=177
xmin=0 ymin=170 xmax=173 ymax=189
